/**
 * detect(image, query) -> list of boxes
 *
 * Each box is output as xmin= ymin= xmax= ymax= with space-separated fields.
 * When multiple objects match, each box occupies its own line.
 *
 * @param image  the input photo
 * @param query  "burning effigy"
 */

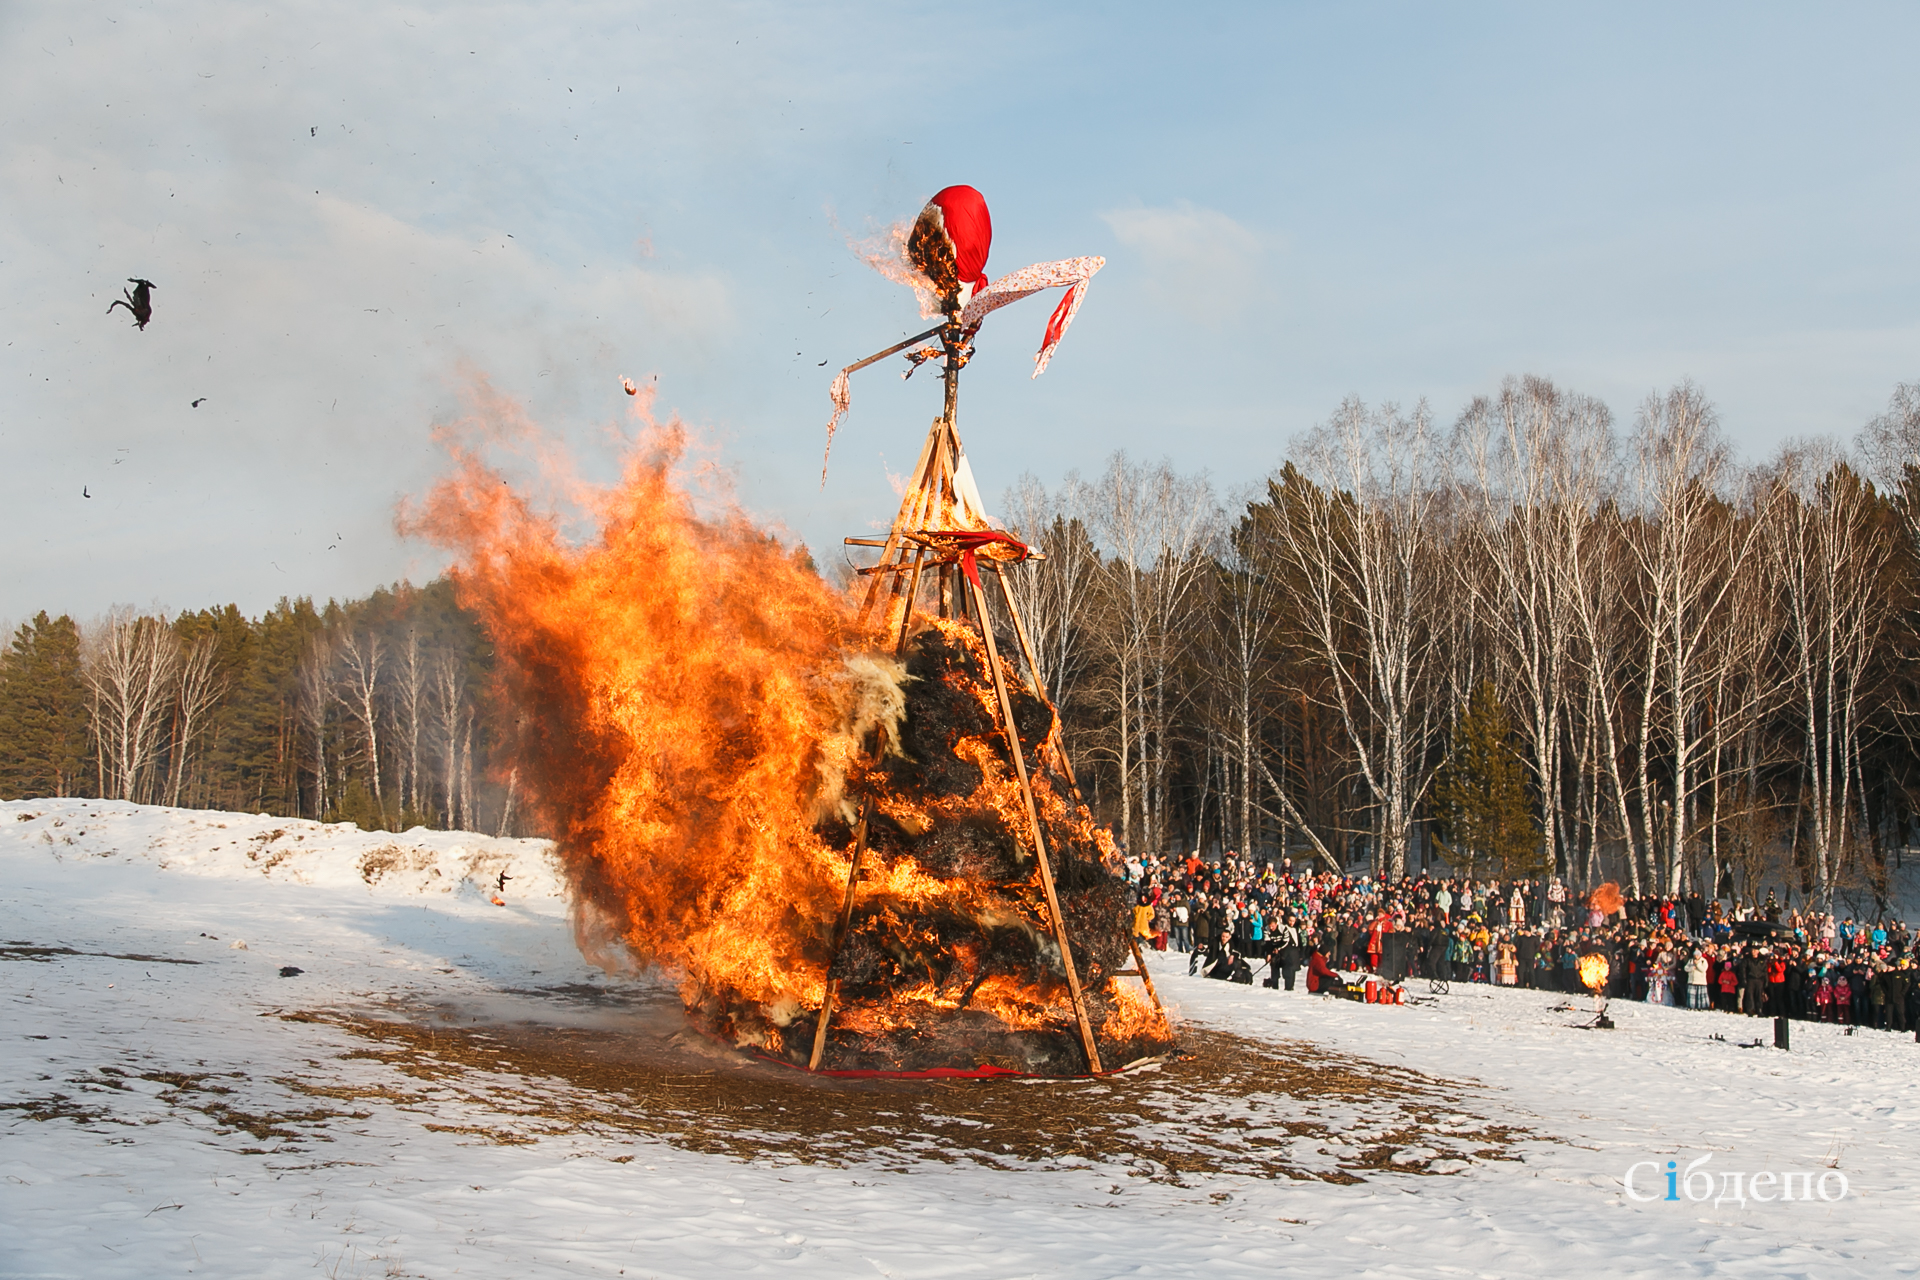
xmin=407 ymin=187 xmax=1169 ymax=1077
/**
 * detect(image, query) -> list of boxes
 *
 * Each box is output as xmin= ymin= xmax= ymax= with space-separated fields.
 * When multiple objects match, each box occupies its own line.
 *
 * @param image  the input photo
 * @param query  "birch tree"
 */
xmin=83 ymin=609 xmax=180 ymax=802
xmin=1265 ymin=398 xmax=1444 ymax=879
xmin=1083 ymin=454 xmax=1218 ymax=854
xmin=1762 ymin=445 xmax=1892 ymax=909
xmin=1210 ymin=492 xmax=1292 ymax=859
xmin=333 ymin=628 xmax=386 ymax=805
xmin=397 ymin=627 xmax=425 ymax=816
xmin=166 ymin=635 xmax=226 ymax=807
xmin=297 ymin=635 xmax=331 ymax=819
xmin=1000 ymin=472 xmax=1100 ymax=712
xmin=1623 ymin=383 xmax=1766 ymax=895
xmin=1455 ymin=376 xmax=1614 ymax=877
xmin=432 ymin=650 xmax=469 ymax=830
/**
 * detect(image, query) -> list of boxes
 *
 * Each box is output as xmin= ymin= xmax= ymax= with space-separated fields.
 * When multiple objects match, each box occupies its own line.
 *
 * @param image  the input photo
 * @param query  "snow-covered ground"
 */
xmin=4 ymin=798 xmax=1916 ymax=1279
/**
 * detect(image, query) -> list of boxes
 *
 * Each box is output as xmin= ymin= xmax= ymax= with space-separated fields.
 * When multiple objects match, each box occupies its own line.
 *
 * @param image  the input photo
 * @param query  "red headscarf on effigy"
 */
xmin=923 ymin=185 xmax=993 ymax=296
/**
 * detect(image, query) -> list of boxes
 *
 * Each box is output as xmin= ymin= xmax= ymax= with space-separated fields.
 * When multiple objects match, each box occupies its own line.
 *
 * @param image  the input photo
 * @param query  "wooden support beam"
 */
xmin=896 ymin=548 xmax=926 ymax=656
xmin=993 ymin=566 xmax=1166 ymax=1029
xmin=808 ymin=795 xmax=872 ymax=1071
xmin=965 ymin=572 xmax=1103 ymax=1074
xmin=1126 ymin=933 xmax=1166 ymax=1023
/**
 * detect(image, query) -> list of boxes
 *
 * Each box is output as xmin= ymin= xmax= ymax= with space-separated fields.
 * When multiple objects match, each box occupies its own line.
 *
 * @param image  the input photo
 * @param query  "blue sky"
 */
xmin=4 ymin=2 xmax=1918 ymax=622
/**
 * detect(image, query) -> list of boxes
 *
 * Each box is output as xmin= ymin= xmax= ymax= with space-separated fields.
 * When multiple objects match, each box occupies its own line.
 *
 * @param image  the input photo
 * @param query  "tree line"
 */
xmin=0 ymin=580 xmax=513 ymax=835
xmin=1000 ymin=376 xmax=1920 ymax=913
xmin=7 ymin=373 xmax=1918 ymax=909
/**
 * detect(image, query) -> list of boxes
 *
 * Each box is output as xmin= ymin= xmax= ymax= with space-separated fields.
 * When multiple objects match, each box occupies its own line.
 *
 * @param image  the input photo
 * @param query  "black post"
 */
xmin=1774 ymin=1015 xmax=1790 ymax=1051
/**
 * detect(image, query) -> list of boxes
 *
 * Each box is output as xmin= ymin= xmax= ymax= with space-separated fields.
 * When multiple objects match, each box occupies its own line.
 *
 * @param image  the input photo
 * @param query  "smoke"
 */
xmin=843 ymin=218 xmax=940 ymax=319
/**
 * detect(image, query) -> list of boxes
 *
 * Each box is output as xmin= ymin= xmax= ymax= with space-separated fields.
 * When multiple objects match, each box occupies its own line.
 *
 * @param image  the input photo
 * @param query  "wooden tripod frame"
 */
xmin=806 ymin=310 xmax=1166 ymax=1074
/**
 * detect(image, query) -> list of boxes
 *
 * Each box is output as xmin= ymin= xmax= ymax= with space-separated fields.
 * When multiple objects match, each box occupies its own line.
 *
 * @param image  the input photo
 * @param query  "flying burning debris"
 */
xmin=106 ymin=277 xmax=156 ymax=330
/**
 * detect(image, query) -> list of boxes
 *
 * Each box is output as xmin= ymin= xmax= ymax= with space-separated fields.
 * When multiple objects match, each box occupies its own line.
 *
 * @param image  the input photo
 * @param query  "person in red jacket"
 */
xmin=1716 ymin=958 xmax=1740 ymax=1012
xmin=1766 ymin=954 xmax=1788 ymax=1017
xmin=1306 ymin=946 xmax=1345 ymax=996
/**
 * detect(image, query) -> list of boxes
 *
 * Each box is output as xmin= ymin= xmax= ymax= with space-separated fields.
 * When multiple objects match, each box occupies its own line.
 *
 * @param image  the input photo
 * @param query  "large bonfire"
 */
xmin=406 ymin=188 xmax=1169 ymax=1074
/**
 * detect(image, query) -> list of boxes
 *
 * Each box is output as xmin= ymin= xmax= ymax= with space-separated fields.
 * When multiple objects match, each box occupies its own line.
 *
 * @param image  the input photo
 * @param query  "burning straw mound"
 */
xmin=789 ymin=620 xmax=1162 ymax=1074
xmin=406 ymin=396 xmax=1164 ymax=1077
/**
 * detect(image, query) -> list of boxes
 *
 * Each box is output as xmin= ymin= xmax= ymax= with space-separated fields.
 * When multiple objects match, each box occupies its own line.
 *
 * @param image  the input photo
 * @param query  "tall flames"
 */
xmin=405 ymin=390 xmax=863 ymax=1034
xmin=405 ymin=387 xmax=1167 ymax=1075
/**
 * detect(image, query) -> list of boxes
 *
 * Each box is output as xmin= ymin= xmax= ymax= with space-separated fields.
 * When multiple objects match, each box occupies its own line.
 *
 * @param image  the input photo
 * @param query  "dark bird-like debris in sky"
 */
xmin=191 ymin=397 xmax=206 ymax=408
xmin=106 ymin=278 xmax=155 ymax=330
xmin=82 ymin=486 xmax=91 ymax=498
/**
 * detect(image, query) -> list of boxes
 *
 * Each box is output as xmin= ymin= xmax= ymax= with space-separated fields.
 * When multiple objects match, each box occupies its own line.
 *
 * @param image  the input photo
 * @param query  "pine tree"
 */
xmin=217 ymin=598 xmax=324 ymax=815
xmin=171 ymin=603 xmax=257 ymax=807
xmin=0 ymin=613 xmax=92 ymax=799
xmin=1431 ymin=681 xmax=1543 ymax=878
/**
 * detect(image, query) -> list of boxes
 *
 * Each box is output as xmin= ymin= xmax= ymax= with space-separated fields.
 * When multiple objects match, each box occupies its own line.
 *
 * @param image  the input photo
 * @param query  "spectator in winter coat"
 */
xmin=1885 ymin=967 xmax=1911 ymax=1032
xmin=1306 ymin=947 xmax=1343 ymax=995
xmin=1716 ymin=960 xmax=1740 ymax=1012
xmin=1740 ymin=949 xmax=1768 ymax=1016
xmin=1188 ymin=904 xmax=1216 ymax=975
xmin=1274 ymin=919 xmax=1303 ymax=990
xmin=1685 ymin=951 xmax=1710 ymax=1009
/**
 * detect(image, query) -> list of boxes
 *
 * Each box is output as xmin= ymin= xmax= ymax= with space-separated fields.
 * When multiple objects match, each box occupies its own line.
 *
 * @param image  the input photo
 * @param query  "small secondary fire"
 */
xmin=1575 ymin=948 xmax=1615 ymax=1029
xmin=407 ymin=388 xmax=1167 ymax=1076
xmin=1576 ymin=952 xmax=1610 ymax=995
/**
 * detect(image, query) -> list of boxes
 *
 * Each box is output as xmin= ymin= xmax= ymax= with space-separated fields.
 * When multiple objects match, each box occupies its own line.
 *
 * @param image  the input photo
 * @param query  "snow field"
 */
xmin=3 ymin=799 xmax=1916 ymax=1279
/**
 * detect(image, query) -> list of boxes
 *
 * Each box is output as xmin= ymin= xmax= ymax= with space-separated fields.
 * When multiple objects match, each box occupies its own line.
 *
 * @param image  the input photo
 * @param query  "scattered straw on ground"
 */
xmin=254 ymin=1008 xmax=1534 ymax=1183
xmin=7 ymin=954 xmax=1538 ymax=1183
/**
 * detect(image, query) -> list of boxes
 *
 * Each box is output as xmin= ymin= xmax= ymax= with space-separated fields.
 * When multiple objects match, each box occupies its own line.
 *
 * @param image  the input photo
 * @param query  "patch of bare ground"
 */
xmin=1 ymin=1064 xmax=364 ymax=1151
xmin=268 ymin=1011 xmax=1539 ymax=1183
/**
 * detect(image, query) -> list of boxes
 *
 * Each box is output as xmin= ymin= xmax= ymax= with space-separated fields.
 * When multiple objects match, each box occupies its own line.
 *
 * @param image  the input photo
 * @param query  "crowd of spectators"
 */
xmin=1122 ymin=849 xmax=1920 ymax=1033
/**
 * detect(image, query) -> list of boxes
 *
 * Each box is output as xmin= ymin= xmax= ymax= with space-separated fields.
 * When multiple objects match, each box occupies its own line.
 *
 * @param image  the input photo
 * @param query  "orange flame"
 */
xmin=1577 ymin=952 xmax=1610 ymax=993
xmin=403 ymin=387 xmax=863 ymax=1037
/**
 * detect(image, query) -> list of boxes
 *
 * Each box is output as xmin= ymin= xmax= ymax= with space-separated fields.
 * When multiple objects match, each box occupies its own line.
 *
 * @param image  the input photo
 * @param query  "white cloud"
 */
xmin=1100 ymin=201 xmax=1267 ymax=325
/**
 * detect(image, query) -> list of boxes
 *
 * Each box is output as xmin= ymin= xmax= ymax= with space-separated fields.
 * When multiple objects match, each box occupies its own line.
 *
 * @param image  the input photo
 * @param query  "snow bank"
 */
xmin=2 ymin=797 xmax=562 ymax=901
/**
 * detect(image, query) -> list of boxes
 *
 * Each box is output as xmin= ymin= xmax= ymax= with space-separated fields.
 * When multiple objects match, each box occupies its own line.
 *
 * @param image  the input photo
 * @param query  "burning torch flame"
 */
xmin=1577 ymin=952 xmax=1611 ymax=994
